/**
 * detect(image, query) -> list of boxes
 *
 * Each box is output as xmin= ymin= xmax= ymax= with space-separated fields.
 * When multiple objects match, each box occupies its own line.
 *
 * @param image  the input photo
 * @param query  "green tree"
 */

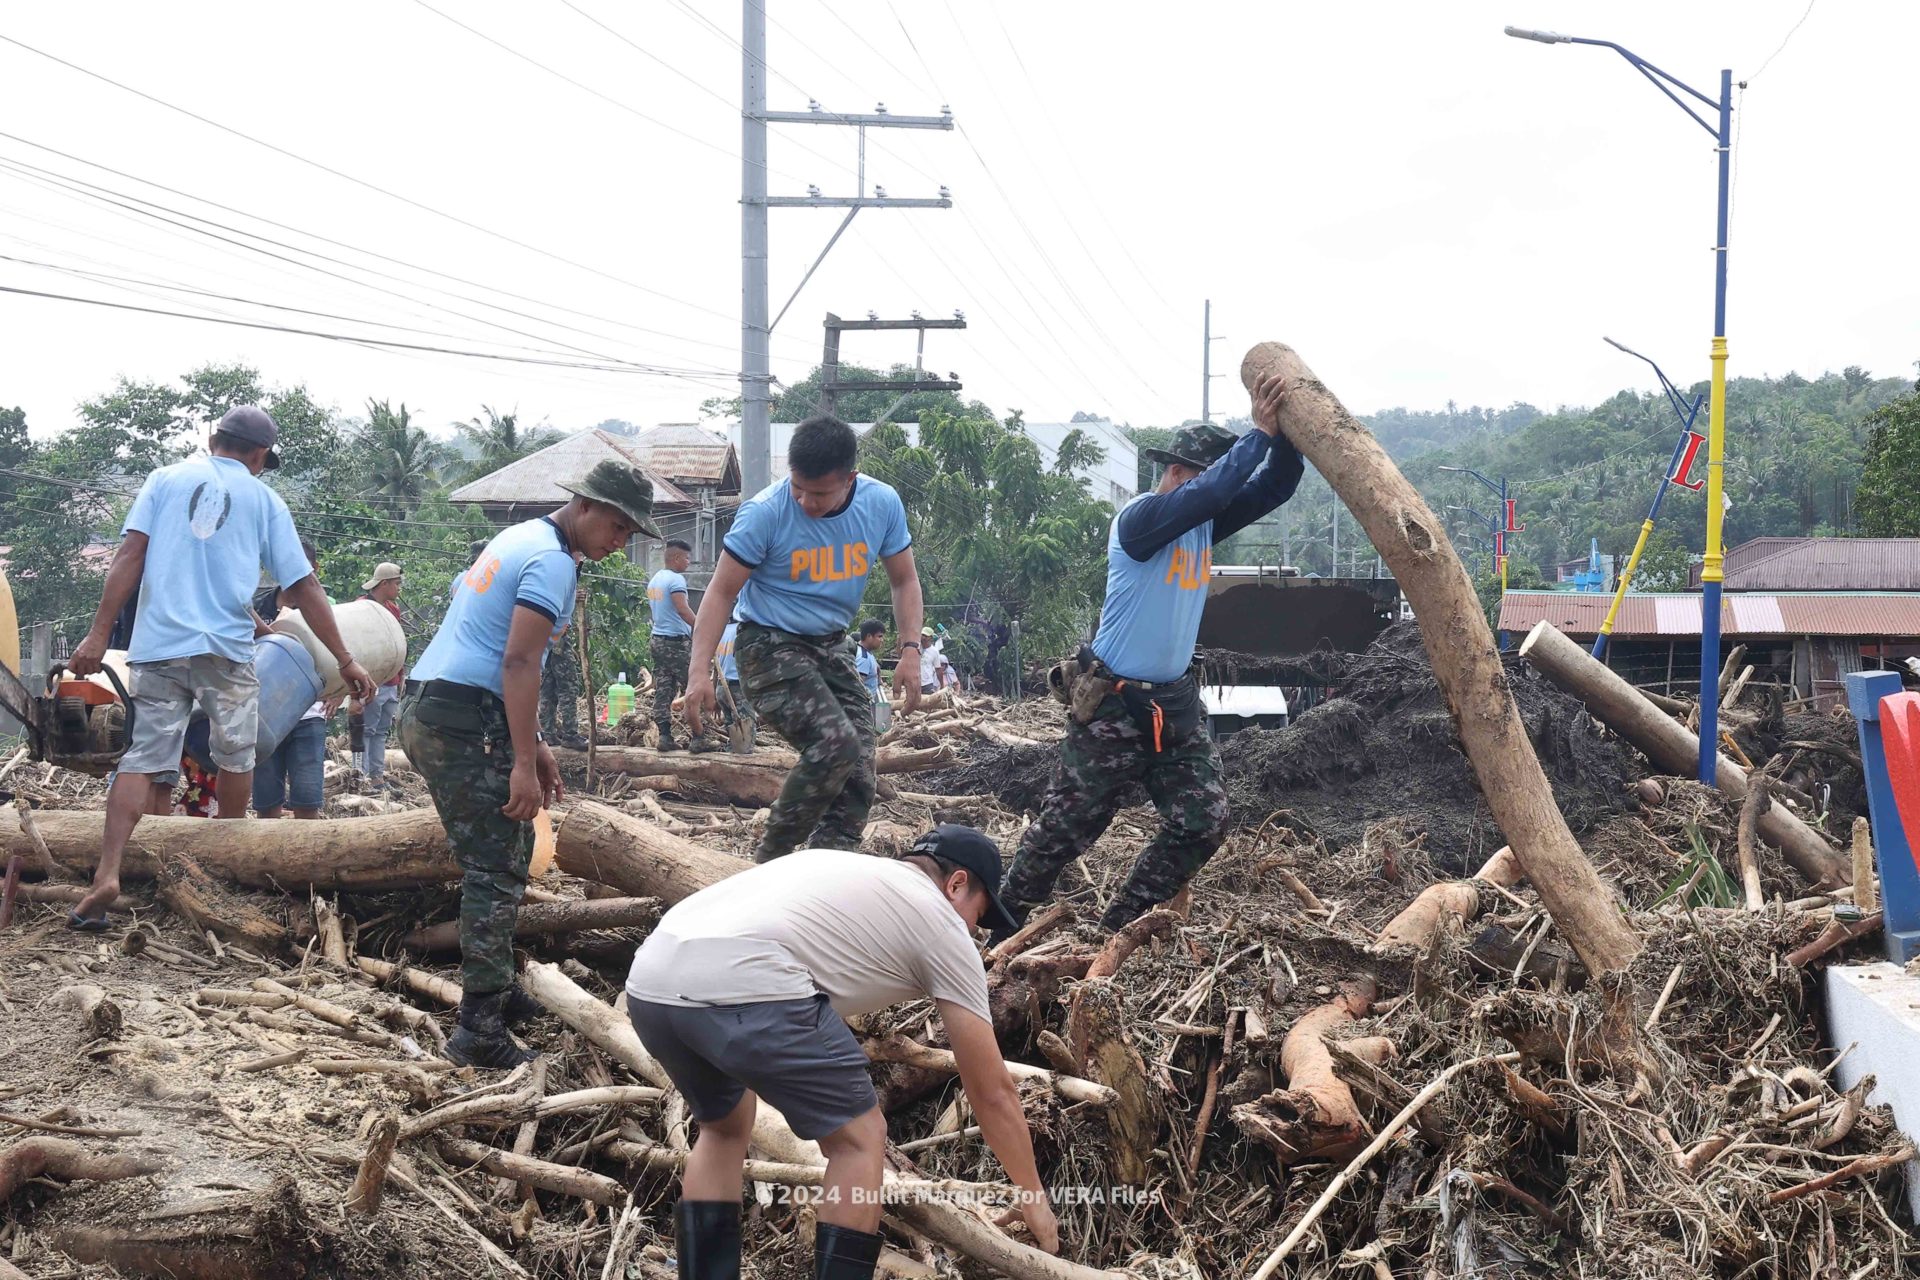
xmin=1475 ymin=556 xmax=1547 ymax=626
xmin=1856 ymin=390 xmax=1920 ymax=536
xmin=700 ymin=362 xmax=982 ymax=426
xmin=357 ymin=401 xmax=445 ymax=507
xmin=1631 ymin=526 xmax=1693 ymax=592
xmin=858 ymin=408 xmax=1113 ymax=686
xmin=457 ymin=405 xmax=558 ymax=482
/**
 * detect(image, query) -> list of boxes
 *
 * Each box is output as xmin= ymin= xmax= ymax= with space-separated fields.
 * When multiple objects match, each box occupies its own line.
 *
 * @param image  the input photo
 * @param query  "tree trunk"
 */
xmin=1517 ymin=621 xmax=1850 ymax=889
xmin=2 ymin=807 xmax=456 ymax=890
xmin=553 ymin=802 xmax=748 ymax=905
xmin=400 ymin=894 xmax=659 ymax=951
xmin=1241 ymin=343 xmax=1642 ymax=976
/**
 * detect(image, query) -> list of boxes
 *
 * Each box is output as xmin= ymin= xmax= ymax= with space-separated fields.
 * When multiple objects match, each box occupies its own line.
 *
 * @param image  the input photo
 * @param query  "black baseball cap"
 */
xmin=217 ymin=404 xmax=281 ymax=470
xmin=909 ymin=824 xmax=1018 ymax=932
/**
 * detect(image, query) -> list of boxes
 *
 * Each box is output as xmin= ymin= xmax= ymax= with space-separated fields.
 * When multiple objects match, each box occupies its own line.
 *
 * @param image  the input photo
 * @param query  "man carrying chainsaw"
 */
xmin=991 ymin=375 xmax=1302 ymax=941
xmin=64 ymin=407 xmax=376 ymax=928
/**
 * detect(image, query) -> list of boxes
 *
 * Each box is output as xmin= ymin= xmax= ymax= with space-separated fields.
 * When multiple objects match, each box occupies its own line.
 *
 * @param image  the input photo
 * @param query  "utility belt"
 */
xmin=1048 ymin=649 xmax=1201 ymax=751
xmin=737 ymin=620 xmax=848 ymax=648
xmin=404 ymin=678 xmax=504 ymax=712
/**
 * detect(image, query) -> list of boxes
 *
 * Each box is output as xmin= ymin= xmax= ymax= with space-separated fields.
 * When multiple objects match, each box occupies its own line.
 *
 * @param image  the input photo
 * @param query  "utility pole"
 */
xmin=1202 ymin=299 xmax=1224 ymax=422
xmin=819 ymin=312 xmax=965 ymax=418
xmin=740 ymin=0 xmax=954 ymax=494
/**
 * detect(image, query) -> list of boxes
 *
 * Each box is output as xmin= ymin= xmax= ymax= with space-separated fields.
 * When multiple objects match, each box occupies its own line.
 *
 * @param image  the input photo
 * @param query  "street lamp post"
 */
xmin=1439 ymin=466 xmax=1518 ymax=594
xmin=1504 ymin=25 xmax=1733 ymax=786
xmin=1447 ymin=504 xmax=1503 ymax=580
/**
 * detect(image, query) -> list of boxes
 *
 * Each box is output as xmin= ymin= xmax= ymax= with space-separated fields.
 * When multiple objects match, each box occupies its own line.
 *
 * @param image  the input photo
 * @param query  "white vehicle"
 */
xmin=1200 ymin=683 xmax=1290 ymax=738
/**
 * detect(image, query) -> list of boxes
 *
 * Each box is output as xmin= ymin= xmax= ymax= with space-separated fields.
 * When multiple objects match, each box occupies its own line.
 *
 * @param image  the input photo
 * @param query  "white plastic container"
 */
xmin=272 ymin=600 xmax=405 ymax=699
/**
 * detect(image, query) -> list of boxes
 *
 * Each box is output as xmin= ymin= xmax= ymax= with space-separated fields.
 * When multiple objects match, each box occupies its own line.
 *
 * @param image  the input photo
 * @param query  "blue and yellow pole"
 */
xmin=1593 ymin=404 xmax=1702 ymax=659
xmin=1697 ymin=68 xmax=1734 ymax=785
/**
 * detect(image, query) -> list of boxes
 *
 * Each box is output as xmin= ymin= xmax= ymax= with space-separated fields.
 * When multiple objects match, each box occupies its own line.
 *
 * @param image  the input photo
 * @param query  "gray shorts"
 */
xmin=120 ymin=655 xmax=259 ymax=775
xmin=626 ymin=994 xmax=878 ymax=1141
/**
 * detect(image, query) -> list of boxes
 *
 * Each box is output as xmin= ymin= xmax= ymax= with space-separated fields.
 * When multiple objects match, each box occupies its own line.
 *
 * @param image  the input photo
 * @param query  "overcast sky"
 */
xmin=2 ymin=1 xmax=1913 ymax=446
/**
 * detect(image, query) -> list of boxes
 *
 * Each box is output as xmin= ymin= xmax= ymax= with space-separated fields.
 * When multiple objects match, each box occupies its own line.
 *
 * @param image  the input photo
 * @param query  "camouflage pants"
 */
xmin=650 ymin=635 xmax=692 ymax=736
xmin=398 ymin=689 xmax=532 ymax=995
xmin=1003 ymin=689 xmax=1230 ymax=932
xmin=735 ymin=622 xmax=875 ymax=862
xmin=539 ymin=647 xmax=580 ymax=739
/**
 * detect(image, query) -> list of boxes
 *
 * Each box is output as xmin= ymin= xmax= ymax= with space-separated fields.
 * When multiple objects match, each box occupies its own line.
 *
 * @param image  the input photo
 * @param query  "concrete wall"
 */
xmin=1825 ymin=962 xmax=1920 ymax=1217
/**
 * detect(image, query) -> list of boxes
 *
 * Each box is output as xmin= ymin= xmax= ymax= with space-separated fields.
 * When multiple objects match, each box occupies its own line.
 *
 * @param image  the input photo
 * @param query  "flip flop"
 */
xmin=66 ymin=910 xmax=111 ymax=933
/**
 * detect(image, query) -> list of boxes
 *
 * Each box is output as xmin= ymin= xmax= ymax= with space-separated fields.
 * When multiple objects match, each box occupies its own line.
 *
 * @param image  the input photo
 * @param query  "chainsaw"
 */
xmin=0 ymin=658 xmax=135 ymax=777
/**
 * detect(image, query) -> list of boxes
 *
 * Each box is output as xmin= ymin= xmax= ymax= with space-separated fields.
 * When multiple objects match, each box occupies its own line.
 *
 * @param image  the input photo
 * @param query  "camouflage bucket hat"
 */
xmin=1142 ymin=421 xmax=1238 ymax=471
xmin=559 ymin=459 xmax=663 ymax=538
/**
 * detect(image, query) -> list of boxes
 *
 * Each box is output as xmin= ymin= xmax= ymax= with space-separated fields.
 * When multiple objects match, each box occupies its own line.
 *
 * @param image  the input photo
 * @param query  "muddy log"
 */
xmin=553 ymin=802 xmax=747 ymax=904
xmin=0 ymin=807 xmax=457 ymax=890
xmin=1242 ymin=343 xmax=1641 ymax=976
xmin=0 ymin=1137 xmax=162 ymax=1200
xmin=1231 ymin=978 xmax=1391 ymax=1163
xmin=400 ymin=895 xmax=660 ymax=952
xmin=156 ymin=853 xmax=290 ymax=956
xmin=1517 ymin=621 xmax=1851 ymax=890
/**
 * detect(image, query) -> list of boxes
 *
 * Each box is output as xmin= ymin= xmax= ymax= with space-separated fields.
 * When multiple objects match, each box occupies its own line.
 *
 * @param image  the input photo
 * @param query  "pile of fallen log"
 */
xmin=1 ymin=342 xmax=1908 ymax=1279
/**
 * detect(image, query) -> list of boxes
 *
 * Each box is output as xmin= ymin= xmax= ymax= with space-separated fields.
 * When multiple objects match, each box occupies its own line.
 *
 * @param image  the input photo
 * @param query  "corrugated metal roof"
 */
xmin=1498 ymin=590 xmax=1920 ymax=639
xmin=621 ymin=424 xmax=739 ymax=489
xmin=449 ymin=430 xmax=692 ymax=509
xmin=1721 ymin=537 xmax=1920 ymax=591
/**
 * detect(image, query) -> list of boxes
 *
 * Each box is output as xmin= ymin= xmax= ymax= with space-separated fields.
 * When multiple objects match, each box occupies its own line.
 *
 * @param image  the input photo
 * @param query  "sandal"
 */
xmin=66 ymin=910 xmax=111 ymax=933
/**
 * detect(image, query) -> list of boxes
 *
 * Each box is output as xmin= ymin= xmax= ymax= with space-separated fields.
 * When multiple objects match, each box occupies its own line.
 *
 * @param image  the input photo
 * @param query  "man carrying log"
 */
xmin=993 ymin=377 xmax=1302 ymax=939
xmin=624 ymin=824 xmax=1059 ymax=1278
xmin=64 ymin=407 xmax=375 ymax=928
xmin=646 ymin=538 xmax=698 ymax=750
xmin=682 ymin=414 xmax=925 ymax=863
xmin=402 ymin=459 xmax=658 ymax=1067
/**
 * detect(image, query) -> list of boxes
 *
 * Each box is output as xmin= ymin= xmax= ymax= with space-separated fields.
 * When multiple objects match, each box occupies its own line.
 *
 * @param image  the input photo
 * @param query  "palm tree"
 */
xmin=458 ymin=405 xmax=558 ymax=481
xmin=360 ymin=400 xmax=446 ymax=506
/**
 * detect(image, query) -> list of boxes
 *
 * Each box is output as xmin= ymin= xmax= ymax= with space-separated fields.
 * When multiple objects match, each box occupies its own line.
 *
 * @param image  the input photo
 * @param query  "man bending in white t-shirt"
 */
xmin=624 ymin=825 xmax=1059 ymax=1278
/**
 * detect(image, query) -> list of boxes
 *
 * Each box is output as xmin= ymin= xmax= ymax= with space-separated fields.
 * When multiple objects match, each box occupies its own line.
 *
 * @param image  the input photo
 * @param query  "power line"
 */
xmin=1750 ymin=0 xmax=1818 ymax=82
xmin=0 ymin=159 xmax=737 ymax=375
xmin=0 ymin=284 xmax=738 ymax=385
xmin=407 ymin=0 xmax=810 ymax=184
xmin=0 ymin=32 xmax=750 ymax=327
xmin=0 ymin=130 xmax=757 ymax=361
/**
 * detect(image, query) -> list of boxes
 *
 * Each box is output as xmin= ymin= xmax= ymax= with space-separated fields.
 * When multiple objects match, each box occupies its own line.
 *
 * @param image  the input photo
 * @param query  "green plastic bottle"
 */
xmin=606 ymin=672 xmax=636 ymax=723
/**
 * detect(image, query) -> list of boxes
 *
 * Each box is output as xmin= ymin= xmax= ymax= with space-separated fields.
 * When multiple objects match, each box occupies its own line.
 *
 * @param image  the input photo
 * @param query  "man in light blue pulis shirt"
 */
xmin=995 ymin=374 xmax=1302 ymax=939
xmin=683 ymin=414 xmax=925 ymax=863
xmin=646 ymin=538 xmax=698 ymax=749
xmin=401 ymin=459 xmax=658 ymax=1067
xmin=64 ymin=406 xmax=374 ymax=928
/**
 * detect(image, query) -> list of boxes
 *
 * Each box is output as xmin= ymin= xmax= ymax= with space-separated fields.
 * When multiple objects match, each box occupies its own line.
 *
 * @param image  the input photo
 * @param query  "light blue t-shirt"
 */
xmin=1089 ymin=498 xmax=1213 ymax=684
xmin=717 ymin=621 xmax=740 ymax=682
xmin=647 ymin=568 xmax=692 ymax=637
xmin=122 ymin=455 xmax=311 ymax=665
xmin=856 ymin=645 xmax=880 ymax=695
xmin=411 ymin=517 xmax=579 ymax=698
xmin=724 ymin=476 xmax=911 ymax=636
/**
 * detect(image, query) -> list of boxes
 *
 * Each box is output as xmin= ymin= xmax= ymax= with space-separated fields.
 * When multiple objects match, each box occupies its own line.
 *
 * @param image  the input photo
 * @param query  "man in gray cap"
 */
xmin=402 ymin=458 xmax=659 ymax=1067
xmin=995 ymin=375 xmax=1303 ymax=939
xmin=626 ymin=824 xmax=1059 ymax=1278
xmin=65 ymin=406 xmax=376 ymax=927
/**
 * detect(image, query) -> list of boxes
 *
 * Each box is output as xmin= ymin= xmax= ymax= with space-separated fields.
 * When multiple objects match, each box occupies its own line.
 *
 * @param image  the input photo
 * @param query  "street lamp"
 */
xmin=1504 ymin=24 xmax=1733 ymax=786
xmin=1591 ymin=337 xmax=1707 ymax=661
xmin=1439 ymin=466 xmax=1519 ymax=593
xmin=1447 ymin=503 xmax=1502 ymax=580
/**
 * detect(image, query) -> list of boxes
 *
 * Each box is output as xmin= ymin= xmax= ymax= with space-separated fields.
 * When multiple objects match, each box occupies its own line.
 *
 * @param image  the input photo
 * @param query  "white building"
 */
xmin=720 ymin=416 xmax=1137 ymax=507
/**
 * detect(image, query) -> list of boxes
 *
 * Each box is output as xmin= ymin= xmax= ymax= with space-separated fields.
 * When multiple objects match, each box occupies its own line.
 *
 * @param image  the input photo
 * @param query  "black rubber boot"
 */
xmin=674 ymin=1199 xmax=741 ymax=1280
xmin=813 ymin=1222 xmax=883 ymax=1279
xmin=656 ymin=727 xmax=679 ymax=752
xmin=500 ymin=982 xmax=542 ymax=1028
xmin=447 ymin=990 xmax=536 ymax=1069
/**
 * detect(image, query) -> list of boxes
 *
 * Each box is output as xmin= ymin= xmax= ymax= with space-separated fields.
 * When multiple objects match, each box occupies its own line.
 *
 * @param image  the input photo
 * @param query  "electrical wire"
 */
xmin=0 ymin=32 xmax=751 ymax=326
xmin=0 ymin=284 xmax=739 ymax=385
xmin=0 ymin=130 xmax=761 ymax=361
